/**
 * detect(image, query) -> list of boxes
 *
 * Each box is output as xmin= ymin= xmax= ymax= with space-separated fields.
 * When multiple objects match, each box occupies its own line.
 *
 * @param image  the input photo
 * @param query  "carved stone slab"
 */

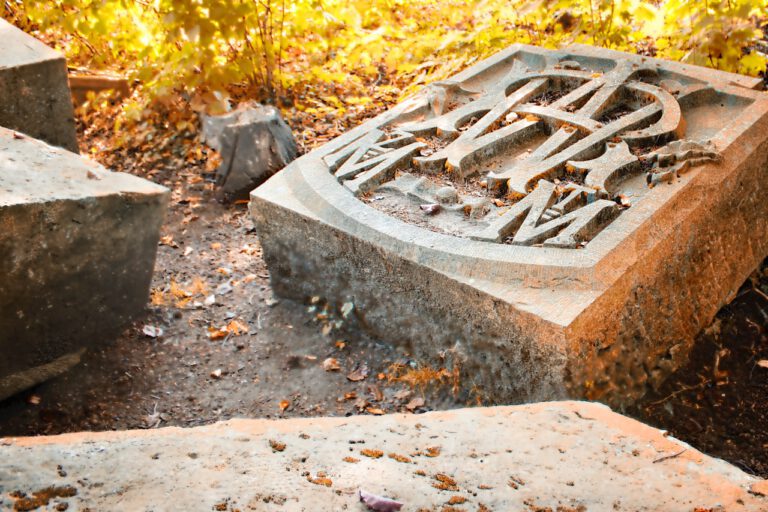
xmin=251 ymin=44 xmax=768 ymax=405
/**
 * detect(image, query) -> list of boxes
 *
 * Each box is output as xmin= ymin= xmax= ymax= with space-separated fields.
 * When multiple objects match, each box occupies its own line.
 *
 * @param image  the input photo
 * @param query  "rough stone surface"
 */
xmin=0 ymin=19 xmax=79 ymax=152
xmin=251 ymin=44 xmax=768 ymax=406
xmin=202 ymin=102 xmax=298 ymax=201
xmin=1 ymin=401 xmax=766 ymax=511
xmin=0 ymin=127 xmax=168 ymax=400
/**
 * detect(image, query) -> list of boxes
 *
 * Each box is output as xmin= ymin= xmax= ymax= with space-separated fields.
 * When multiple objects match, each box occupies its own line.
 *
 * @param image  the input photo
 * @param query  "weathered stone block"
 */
xmin=2 ymin=402 xmax=766 ymax=510
xmin=0 ymin=19 xmax=79 ymax=153
xmin=0 ymin=127 xmax=168 ymax=400
xmin=202 ymin=102 xmax=298 ymax=201
xmin=251 ymin=44 xmax=768 ymax=406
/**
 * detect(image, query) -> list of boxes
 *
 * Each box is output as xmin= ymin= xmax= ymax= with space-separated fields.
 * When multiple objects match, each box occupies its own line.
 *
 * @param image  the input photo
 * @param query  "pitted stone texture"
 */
xmin=0 ymin=20 xmax=79 ymax=153
xmin=0 ymin=127 xmax=168 ymax=400
xmin=252 ymin=44 xmax=768 ymax=406
xmin=1 ymin=402 xmax=766 ymax=511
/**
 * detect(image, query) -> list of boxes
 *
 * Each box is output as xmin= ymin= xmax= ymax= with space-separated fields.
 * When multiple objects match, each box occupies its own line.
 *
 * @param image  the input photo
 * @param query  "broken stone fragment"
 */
xmin=201 ymin=101 xmax=298 ymax=201
xmin=0 ymin=127 xmax=169 ymax=400
xmin=0 ymin=20 xmax=79 ymax=153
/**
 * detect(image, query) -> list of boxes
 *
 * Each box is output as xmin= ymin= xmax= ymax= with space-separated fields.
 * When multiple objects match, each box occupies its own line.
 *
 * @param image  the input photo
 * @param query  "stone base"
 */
xmin=1 ymin=402 xmax=766 ymax=511
xmin=0 ymin=127 xmax=168 ymax=400
xmin=251 ymin=44 xmax=768 ymax=406
xmin=0 ymin=20 xmax=79 ymax=152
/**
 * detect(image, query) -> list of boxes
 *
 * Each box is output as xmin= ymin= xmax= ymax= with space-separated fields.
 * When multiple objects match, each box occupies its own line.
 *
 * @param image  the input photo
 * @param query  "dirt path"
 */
xmin=0 ymin=193 xmax=462 ymax=435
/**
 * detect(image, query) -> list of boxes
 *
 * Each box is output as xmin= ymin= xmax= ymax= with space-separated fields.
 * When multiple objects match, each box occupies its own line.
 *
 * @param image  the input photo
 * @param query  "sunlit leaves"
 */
xmin=3 ymin=0 xmax=765 ymax=118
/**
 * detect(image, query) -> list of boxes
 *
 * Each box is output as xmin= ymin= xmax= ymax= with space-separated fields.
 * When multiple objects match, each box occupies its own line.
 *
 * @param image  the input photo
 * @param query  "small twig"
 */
xmin=751 ymin=284 xmax=768 ymax=303
xmin=647 ymin=380 xmax=708 ymax=406
xmin=653 ymin=448 xmax=687 ymax=464
xmin=73 ymin=32 xmax=98 ymax=56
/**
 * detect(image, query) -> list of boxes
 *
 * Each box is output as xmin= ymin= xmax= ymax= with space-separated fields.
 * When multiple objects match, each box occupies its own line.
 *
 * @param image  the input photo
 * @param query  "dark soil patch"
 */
xmin=629 ymin=260 xmax=768 ymax=478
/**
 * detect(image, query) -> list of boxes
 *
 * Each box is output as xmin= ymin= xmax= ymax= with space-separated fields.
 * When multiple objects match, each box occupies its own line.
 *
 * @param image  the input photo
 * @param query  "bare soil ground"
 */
xmin=0 ymin=111 xmax=462 ymax=436
xmin=0 ymin=107 xmax=765 ymax=480
xmin=629 ymin=262 xmax=768 ymax=478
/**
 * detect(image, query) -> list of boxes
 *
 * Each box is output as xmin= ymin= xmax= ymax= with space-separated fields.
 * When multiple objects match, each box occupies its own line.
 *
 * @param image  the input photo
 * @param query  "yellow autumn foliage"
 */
xmin=2 ymin=0 xmax=765 ymax=116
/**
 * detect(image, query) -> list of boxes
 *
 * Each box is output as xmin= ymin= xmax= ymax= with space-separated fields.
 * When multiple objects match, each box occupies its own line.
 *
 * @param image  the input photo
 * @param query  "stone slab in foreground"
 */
xmin=0 ymin=19 xmax=79 ymax=153
xmin=1 ymin=402 xmax=766 ymax=511
xmin=0 ymin=127 xmax=168 ymax=400
xmin=251 ymin=44 xmax=768 ymax=406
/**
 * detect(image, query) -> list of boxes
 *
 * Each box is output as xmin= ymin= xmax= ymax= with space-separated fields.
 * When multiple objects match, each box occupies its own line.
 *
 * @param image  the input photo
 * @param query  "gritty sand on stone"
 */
xmin=2 ymin=401 xmax=767 ymax=511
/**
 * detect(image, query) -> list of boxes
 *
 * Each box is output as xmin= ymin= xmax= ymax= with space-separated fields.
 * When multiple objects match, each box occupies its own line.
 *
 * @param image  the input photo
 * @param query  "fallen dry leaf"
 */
xmin=757 ymin=360 xmax=768 ymax=369
xmin=307 ymin=473 xmax=332 ymax=487
xmin=323 ymin=357 xmax=341 ymax=372
xmin=226 ymin=319 xmax=248 ymax=336
xmin=207 ymin=326 xmax=228 ymax=340
xmin=369 ymin=385 xmax=384 ymax=402
xmin=433 ymin=473 xmax=458 ymax=491
xmin=142 ymin=325 xmax=164 ymax=338
xmin=269 ymin=439 xmax=286 ymax=452
xmin=420 ymin=203 xmax=441 ymax=215
xmin=359 ymin=489 xmax=404 ymax=512
xmin=354 ymin=397 xmax=370 ymax=411
xmin=616 ymin=194 xmax=631 ymax=207
xmin=366 ymin=407 xmax=385 ymax=415
xmin=406 ymin=397 xmax=425 ymax=411
xmin=388 ymin=453 xmax=412 ymax=464
xmin=394 ymin=389 xmax=412 ymax=401
xmin=347 ymin=364 xmax=370 ymax=382
xmin=159 ymin=235 xmax=177 ymax=247
xmin=361 ymin=449 xmax=384 ymax=458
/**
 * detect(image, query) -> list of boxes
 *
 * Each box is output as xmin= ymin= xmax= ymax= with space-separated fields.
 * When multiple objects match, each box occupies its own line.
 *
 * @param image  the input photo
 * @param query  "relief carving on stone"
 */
xmin=322 ymin=53 xmax=722 ymax=248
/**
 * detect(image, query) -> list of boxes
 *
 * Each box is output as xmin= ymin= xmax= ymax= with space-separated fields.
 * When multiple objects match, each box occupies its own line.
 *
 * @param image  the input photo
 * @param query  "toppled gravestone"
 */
xmin=0 ymin=127 xmax=168 ymax=400
xmin=2 ymin=401 xmax=767 ymax=510
xmin=201 ymin=101 xmax=298 ymax=201
xmin=252 ymin=44 xmax=768 ymax=406
xmin=0 ymin=19 xmax=79 ymax=153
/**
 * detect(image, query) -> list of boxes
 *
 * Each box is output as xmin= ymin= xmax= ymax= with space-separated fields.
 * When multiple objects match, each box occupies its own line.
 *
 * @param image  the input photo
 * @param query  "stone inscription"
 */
xmin=322 ymin=53 xmax=723 ymax=248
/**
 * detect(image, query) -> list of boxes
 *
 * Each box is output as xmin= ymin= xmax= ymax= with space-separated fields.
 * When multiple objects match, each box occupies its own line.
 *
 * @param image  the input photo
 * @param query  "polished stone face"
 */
xmin=252 ymin=44 xmax=768 ymax=405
